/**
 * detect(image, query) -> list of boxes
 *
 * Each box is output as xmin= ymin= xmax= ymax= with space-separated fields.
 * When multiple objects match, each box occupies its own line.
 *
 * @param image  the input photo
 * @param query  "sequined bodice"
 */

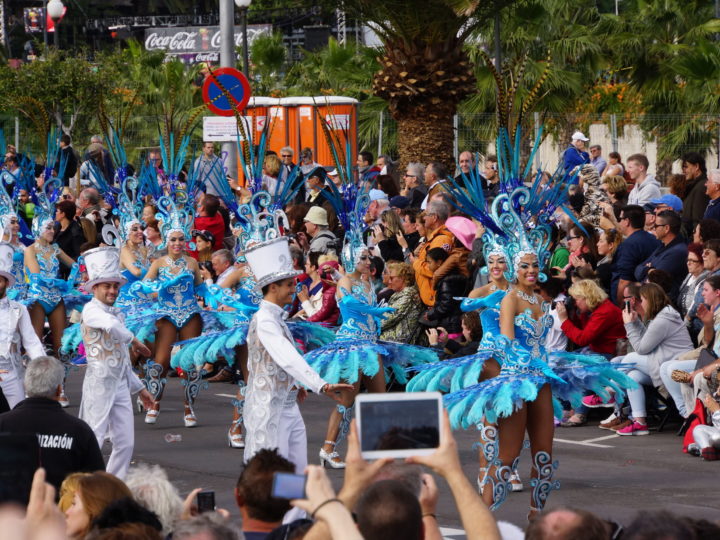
xmin=158 ymin=255 xmax=189 ymax=281
xmin=335 ymin=281 xmax=379 ymax=341
xmin=11 ymin=247 xmax=24 ymax=283
xmin=36 ymin=244 xmax=60 ymax=277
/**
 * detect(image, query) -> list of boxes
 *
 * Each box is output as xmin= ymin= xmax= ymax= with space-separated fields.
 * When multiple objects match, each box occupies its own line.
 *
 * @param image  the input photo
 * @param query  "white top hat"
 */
xmin=0 ymin=242 xmax=16 ymax=287
xmin=84 ymin=246 xmax=127 ymax=289
xmin=244 ymin=236 xmax=301 ymax=290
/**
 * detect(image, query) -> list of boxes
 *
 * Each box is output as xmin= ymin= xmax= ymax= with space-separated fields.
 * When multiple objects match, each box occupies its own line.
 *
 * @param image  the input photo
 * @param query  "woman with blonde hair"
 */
xmin=380 ymin=261 xmax=423 ymax=344
xmin=62 ymin=472 xmax=134 ymax=539
xmin=555 ymin=278 xmax=626 ymax=426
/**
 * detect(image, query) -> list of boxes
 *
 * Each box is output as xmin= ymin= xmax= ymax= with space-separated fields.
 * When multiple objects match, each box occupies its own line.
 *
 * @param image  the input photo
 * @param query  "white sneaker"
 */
xmin=601 ymin=411 xmax=617 ymax=424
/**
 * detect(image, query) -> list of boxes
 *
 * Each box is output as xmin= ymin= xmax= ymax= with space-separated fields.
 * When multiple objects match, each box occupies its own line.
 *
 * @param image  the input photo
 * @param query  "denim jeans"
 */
xmin=659 ymin=358 xmax=696 ymax=417
xmin=613 ymin=352 xmax=652 ymax=419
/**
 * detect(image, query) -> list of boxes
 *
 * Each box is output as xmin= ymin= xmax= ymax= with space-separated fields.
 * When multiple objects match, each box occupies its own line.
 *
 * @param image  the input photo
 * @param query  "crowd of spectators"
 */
xmin=3 ymin=135 xmax=720 ymax=538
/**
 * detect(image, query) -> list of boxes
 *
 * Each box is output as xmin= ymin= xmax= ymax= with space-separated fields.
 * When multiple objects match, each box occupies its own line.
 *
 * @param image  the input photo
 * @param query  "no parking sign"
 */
xmin=202 ymin=67 xmax=252 ymax=116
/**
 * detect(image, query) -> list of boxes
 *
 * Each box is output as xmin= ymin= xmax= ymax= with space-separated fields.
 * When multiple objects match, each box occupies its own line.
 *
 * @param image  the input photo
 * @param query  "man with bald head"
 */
xmin=454 ymin=151 xmax=475 ymax=189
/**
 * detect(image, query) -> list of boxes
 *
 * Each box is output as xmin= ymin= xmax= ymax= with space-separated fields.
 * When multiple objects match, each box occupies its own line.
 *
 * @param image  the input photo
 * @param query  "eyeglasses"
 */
xmin=687 ymin=259 xmax=702 ymax=264
xmin=567 ymin=235 xmax=581 ymax=240
xmin=281 ymin=154 xmax=292 ymax=158
xmin=652 ymin=223 xmax=668 ymax=230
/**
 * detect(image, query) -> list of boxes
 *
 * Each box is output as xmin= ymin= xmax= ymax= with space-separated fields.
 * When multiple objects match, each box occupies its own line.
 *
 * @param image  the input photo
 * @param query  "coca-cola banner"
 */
xmin=144 ymin=25 xmax=272 ymax=55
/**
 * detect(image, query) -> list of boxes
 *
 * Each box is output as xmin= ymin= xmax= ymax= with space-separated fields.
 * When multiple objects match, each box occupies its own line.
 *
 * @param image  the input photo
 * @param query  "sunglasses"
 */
xmin=281 ymin=154 xmax=292 ymax=158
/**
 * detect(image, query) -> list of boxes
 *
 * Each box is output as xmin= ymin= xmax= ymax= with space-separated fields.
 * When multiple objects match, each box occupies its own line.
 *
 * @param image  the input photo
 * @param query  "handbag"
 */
xmin=694 ymin=347 xmax=717 ymax=371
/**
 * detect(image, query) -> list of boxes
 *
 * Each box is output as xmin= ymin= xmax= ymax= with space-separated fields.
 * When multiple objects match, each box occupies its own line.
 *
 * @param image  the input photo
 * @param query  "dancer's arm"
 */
xmin=24 ymin=245 xmax=40 ymax=274
xmin=499 ymin=292 xmax=517 ymax=340
xmin=256 ymin=315 xmax=327 ymax=394
xmin=82 ymin=302 xmax=134 ymax=345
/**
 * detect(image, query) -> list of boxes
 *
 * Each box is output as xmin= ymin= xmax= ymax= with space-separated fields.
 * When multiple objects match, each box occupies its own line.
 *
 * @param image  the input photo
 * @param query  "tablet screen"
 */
xmin=359 ymin=398 xmax=440 ymax=452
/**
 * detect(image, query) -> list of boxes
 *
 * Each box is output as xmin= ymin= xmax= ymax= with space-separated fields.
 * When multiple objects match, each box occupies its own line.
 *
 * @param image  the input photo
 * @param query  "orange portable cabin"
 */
xmin=234 ymin=95 xmax=359 ymax=176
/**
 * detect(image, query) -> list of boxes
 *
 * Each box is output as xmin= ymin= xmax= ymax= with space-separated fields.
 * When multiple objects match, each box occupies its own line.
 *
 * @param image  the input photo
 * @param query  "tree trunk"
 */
xmin=395 ymin=102 xmax=456 ymax=173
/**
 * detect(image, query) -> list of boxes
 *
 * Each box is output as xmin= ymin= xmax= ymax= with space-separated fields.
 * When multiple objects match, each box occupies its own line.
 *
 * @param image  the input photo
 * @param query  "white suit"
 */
xmin=79 ymin=298 xmax=144 ymax=478
xmin=0 ymin=296 xmax=46 ymax=408
xmin=244 ymin=300 xmax=328 ymax=473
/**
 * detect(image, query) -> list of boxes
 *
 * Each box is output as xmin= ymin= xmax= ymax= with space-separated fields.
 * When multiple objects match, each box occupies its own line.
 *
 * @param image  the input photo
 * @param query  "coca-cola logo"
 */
xmin=145 ymin=25 xmax=271 ymax=53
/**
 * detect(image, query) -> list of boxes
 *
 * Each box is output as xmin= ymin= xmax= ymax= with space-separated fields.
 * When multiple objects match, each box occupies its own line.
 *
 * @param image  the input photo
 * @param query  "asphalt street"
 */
xmin=64 ymin=370 xmax=718 ymax=537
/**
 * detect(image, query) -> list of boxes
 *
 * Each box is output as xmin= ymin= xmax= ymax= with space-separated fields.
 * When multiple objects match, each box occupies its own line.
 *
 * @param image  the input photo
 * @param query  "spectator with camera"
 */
xmin=304 ymin=207 xmax=338 ymax=257
xmin=555 ymin=280 xmax=626 ymax=426
xmin=606 ymin=283 xmax=693 ymax=435
xmin=295 ymin=255 xmax=340 ymax=326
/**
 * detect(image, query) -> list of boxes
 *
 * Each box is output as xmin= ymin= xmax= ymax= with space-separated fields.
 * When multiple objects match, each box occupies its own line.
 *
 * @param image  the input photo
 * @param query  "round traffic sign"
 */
xmin=202 ymin=67 xmax=252 ymax=117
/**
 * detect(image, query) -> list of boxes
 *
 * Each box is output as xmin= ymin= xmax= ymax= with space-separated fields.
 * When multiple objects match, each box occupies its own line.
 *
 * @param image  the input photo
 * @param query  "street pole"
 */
xmin=219 ymin=0 xmax=237 ymax=182
xmin=54 ymin=22 xmax=59 ymax=48
xmin=43 ymin=0 xmax=48 ymax=47
xmin=241 ymin=8 xmax=249 ymax=77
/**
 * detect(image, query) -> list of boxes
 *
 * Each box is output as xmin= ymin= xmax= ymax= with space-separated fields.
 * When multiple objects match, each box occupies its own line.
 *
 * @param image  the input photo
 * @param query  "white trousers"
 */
xmin=276 ymin=404 xmax=308 ymax=474
xmin=93 ymin=378 xmax=135 ymax=479
xmin=0 ymin=369 xmax=25 ymax=409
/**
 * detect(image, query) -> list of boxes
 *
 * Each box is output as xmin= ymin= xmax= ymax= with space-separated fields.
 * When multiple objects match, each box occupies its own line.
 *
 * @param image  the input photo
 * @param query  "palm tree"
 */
xmin=607 ymin=0 xmax=720 ymax=169
xmin=341 ymin=0 xmax=515 ymax=169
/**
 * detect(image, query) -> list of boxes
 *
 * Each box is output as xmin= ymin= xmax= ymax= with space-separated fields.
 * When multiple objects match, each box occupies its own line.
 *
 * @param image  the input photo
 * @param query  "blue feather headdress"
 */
xmin=442 ymin=126 xmax=579 ymax=281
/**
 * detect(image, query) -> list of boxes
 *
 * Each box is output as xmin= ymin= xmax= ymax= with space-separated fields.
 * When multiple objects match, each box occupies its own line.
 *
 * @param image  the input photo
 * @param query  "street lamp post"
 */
xmin=235 ymin=0 xmax=252 ymax=78
xmin=47 ymin=0 xmax=64 ymax=49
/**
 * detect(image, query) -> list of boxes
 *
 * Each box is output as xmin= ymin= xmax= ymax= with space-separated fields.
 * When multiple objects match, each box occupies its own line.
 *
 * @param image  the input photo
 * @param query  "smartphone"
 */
xmin=624 ymin=300 xmax=631 ymax=312
xmin=196 ymin=490 xmax=215 ymax=513
xmin=356 ymin=392 xmax=443 ymax=459
xmin=271 ymin=472 xmax=306 ymax=499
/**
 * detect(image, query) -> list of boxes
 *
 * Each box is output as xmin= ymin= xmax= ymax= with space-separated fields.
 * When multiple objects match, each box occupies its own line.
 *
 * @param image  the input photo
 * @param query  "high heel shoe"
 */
xmin=184 ymin=405 xmax=197 ymax=428
xmin=145 ymin=404 xmax=160 ymax=424
xmin=319 ymin=441 xmax=345 ymax=468
xmin=477 ymin=467 xmax=488 ymax=492
xmin=228 ymin=427 xmax=245 ymax=448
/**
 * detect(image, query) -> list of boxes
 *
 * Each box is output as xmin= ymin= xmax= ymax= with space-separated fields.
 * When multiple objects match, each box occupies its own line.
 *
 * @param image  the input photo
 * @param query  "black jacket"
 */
xmin=420 ymin=272 xmax=467 ymax=333
xmin=0 ymin=398 xmax=105 ymax=490
xmin=682 ymin=174 xmax=709 ymax=237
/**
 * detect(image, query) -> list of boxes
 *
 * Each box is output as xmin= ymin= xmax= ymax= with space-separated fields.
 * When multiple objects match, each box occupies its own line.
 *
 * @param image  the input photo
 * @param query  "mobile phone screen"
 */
xmin=272 ymin=472 xmax=306 ymax=499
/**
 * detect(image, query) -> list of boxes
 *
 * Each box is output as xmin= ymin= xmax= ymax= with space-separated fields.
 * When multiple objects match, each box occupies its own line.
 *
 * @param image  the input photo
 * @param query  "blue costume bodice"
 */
xmin=26 ymin=243 xmax=65 ymax=313
xmin=155 ymin=263 xmax=201 ymax=328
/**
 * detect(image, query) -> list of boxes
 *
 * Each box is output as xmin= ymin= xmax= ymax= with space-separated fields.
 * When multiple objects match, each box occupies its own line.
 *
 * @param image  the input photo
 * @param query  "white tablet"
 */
xmin=356 ymin=392 xmax=443 ymax=459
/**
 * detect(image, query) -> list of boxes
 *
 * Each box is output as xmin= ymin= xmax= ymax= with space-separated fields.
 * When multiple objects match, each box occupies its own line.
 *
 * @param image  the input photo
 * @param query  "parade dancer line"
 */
xmin=79 ymin=247 xmax=155 ymax=478
xmin=0 ymin=242 xmax=46 ymax=411
xmin=243 ymin=236 xmax=351 ymax=472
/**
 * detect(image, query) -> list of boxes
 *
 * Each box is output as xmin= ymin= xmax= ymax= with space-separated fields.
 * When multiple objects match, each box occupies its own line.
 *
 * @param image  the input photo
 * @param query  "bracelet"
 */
xmin=422 ymin=513 xmax=437 ymax=520
xmin=311 ymin=498 xmax=343 ymax=519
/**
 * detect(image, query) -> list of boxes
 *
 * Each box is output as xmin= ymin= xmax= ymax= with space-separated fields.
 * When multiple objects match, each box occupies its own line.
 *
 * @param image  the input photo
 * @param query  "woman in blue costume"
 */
xmin=129 ymin=195 xmax=207 ymax=428
xmin=408 ymin=129 xmax=636 ymax=519
xmin=1 ymin=215 xmax=27 ymax=302
xmin=304 ymin=167 xmax=437 ymax=468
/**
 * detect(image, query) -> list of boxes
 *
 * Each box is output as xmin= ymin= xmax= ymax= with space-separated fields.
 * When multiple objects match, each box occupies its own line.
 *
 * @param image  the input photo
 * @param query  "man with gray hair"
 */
xmin=0 ymin=355 xmax=105 ymax=490
xmin=402 ymin=162 xmax=427 ymax=208
xmin=211 ymin=248 xmax=236 ymax=287
xmin=421 ymin=162 xmax=448 ymax=210
xmin=412 ymin=200 xmax=455 ymax=306
xmin=77 ymin=187 xmax=110 ymax=241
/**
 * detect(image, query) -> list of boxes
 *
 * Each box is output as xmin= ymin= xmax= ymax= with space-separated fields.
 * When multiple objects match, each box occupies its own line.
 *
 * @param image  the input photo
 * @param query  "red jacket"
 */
xmin=306 ymin=283 xmax=340 ymax=325
xmin=561 ymin=298 xmax=626 ymax=355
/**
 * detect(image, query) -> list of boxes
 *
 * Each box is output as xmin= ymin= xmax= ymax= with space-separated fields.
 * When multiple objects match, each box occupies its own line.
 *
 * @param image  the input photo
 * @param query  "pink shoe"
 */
xmin=616 ymin=421 xmax=649 ymax=436
xmin=582 ymin=395 xmax=616 ymax=408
